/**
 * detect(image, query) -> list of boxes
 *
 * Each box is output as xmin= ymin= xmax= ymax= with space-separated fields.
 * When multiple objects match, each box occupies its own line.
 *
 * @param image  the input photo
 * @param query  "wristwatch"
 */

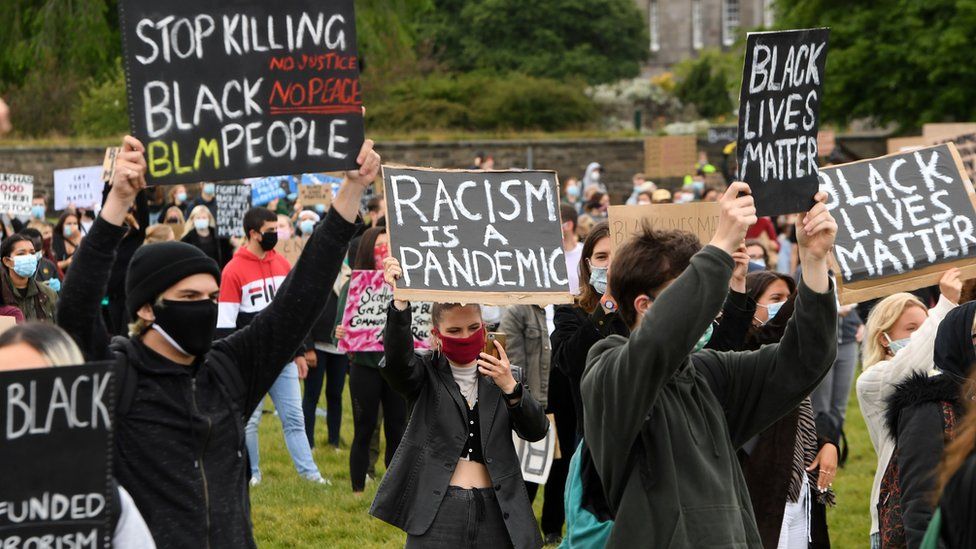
xmin=503 ymin=382 xmax=523 ymax=400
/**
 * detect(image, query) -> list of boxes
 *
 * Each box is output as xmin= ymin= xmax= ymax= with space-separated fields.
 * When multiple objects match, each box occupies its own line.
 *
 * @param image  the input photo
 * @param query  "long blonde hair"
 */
xmin=863 ymin=293 xmax=928 ymax=368
xmin=183 ymin=205 xmax=216 ymax=237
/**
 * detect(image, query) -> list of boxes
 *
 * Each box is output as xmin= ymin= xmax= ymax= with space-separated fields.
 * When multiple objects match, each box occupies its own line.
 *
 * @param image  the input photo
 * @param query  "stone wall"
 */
xmin=0 ymin=139 xmax=649 ymax=205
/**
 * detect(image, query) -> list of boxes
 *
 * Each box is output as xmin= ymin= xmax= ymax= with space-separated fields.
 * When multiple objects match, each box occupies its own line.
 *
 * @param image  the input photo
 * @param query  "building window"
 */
xmin=723 ymin=0 xmax=740 ymax=47
xmin=649 ymin=0 xmax=660 ymax=52
xmin=692 ymin=0 xmax=703 ymax=50
xmin=764 ymin=0 xmax=776 ymax=27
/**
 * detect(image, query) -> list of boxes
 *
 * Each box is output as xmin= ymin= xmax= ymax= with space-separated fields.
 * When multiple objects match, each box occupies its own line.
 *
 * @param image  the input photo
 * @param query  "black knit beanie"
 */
xmin=125 ymin=241 xmax=222 ymax=317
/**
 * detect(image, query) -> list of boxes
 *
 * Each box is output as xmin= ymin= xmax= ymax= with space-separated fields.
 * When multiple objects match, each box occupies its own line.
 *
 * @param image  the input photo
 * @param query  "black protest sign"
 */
xmin=119 ymin=0 xmax=365 ymax=185
xmin=820 ymin=143 xmax=976 ymax=304
xmin=383 ymin=167 xmax=572 ymax=305
xmin=737 ymin=28 xmax=830 ymax=217
xmin=0 ymin=362 xmax=116 ymax=548
xmin=215 ymin=183 xmax=251 ymax=238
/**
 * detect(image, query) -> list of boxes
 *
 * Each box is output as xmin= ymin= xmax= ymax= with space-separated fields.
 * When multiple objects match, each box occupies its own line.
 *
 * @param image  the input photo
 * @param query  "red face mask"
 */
xmin=373 ymin=243 xmax=389 ymax=270
xmin=434 ymin=325 xmax=485 ymax=365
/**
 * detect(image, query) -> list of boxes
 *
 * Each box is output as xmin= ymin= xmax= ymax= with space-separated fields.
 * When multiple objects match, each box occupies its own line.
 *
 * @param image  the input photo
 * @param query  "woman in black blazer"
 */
xmin=371 ymin=257 xmax=549 ymax=549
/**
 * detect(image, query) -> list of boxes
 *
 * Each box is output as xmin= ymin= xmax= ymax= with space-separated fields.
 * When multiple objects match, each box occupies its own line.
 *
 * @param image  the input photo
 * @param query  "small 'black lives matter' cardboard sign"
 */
xmin=820 ymin=143 xmax=976 ymax=304
xmin=383 ymin=167 xmax=572 ymax=305
xmin=215 ymin=183 xmax=251 ymax=238
xmin=0 ymin=362 xmax=116 ymax=548
xmin=119 ymin=0 xmax=365 ymax=185
xmin=737 ymin=28 xmax=830 ymax=217
xmin=608 ymin=203 xmax=722 ymax=251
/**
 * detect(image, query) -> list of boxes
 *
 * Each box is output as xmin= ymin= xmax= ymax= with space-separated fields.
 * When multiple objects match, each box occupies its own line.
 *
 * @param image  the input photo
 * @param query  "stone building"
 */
xmin=635 ymin=0 xmax=774 ymax=71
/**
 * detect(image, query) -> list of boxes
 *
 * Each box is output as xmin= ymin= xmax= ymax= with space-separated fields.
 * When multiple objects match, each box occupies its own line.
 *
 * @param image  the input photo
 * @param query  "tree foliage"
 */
xmin=775 ymin=0 xmax=976 ymax=130
xmin=674 ymin=57 xmax=734 ymax=118
xmin=424 ymin=0 xmax=648 ymax=85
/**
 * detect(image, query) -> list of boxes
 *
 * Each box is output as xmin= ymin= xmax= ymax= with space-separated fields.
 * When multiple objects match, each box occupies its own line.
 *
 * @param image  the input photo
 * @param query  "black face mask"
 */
xmin=259 ymin=230 xmax=278 ymax=251
xmin=152 ymin=299 xmax=218 ymax=357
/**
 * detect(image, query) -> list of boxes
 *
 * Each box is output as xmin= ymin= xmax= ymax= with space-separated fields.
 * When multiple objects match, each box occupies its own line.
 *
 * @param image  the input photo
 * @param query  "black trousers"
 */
xmin=405 ymin=487 xmax=513 ymax=548
xmin=349 ymin=363 xmax=407 ymax=491
xmin=301 ymin=350 xmax=349 ymax=448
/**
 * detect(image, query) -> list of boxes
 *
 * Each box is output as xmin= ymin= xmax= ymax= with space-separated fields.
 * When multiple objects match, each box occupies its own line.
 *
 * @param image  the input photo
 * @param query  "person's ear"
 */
xmin=1 ymin=256 xmax=12 ymax=269
xmin=634 ymin=295 xmax=653 ymax=319
xmin=136 ymin=303 xmax=156 ymax=324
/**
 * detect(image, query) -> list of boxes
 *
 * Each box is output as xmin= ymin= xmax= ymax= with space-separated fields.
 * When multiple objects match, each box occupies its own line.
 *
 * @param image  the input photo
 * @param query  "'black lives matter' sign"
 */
xmin=820 ymin=144 xmax=976 ymax=302
xmin=0 ymin=362 xmax=115 ymax=548
xmin=737 ymin=28 xmax=830 ymax=217
xmin=383 ymin=167 xmax=572 ymax=305
xmin=119 ymin=0 xmax=365 ymax=185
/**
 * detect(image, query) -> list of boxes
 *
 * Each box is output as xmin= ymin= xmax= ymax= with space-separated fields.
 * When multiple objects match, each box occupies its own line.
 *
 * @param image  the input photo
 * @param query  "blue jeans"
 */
xmin=245 ymin=362 xmax=321 ymax=479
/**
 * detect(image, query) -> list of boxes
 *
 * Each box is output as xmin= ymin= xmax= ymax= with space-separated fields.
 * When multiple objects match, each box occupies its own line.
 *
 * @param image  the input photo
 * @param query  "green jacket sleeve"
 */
xmin=581 ymin=245 xmax=734 ymax=474
xmin=694 ymin=278 xmax=838 ymax=448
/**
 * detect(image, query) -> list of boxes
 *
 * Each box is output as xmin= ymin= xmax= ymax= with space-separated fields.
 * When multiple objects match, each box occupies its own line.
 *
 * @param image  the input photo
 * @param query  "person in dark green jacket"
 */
xmin=581 ymin=183 xmax=839 ymax=548
xmin=1 ymin=233 xmax=57 ymax=322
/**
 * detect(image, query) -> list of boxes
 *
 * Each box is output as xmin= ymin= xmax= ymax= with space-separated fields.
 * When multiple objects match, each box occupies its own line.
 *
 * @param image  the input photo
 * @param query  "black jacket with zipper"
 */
xmin=371 ymin=303 xmax=550 ymax=549
xmin=57 ymin=211 xmax=358 ymax=548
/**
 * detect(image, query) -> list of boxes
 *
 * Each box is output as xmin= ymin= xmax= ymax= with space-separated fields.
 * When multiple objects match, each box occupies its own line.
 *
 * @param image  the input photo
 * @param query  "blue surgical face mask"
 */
xmin=10 ymin=253 xmax=39 ymax=278
xmin=203 ymin=183 xmax=216 ymax=195
xmin=567 ymin=186 xmax=580 ymax=198
xmin=287 ymin=192 xmax=298 ymax=201
xmin=31 ymin=205 xmax=45 ymax=219
xmin=749 ymin=260 xmax=766 ymax=271
xmin=589 ymin=265 xmax=608 ymax=295
xmin=63 ymin=226 xmax=74 ymax=238
xmin=45 ymin=277 xmax=61 ymax=293
xmin=763 ymin=300 xmax=786 ymax=321
xmin=314 ymin=204 xmax=327 ymax=214
xmin=299 ymin=220 xmax=315 ymax=235
xmin=693 ymin=322 xmax=714 ymax=353
xmin=176 ymin=192 xmax=188 ymax=202
xmin=885 ymin=333 xmax=911 ymax=355
xmin=193 ymin=218 xmax=209 ymax=231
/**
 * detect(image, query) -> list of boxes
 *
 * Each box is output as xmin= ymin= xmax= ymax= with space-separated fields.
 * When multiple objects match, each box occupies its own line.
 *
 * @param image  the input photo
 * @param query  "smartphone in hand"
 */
xmin=483 ymin=332 xmax=507 ymax=359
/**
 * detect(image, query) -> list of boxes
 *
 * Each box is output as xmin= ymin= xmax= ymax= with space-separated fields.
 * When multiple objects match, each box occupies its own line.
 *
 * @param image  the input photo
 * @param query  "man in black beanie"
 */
xmin=57 ymin=135 xmax=380 ymax=548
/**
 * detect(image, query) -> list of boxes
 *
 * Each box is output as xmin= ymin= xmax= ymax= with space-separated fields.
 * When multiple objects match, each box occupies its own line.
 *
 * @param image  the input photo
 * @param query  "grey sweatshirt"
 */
xmin=581 ymin=245 xmax=837 ymax=548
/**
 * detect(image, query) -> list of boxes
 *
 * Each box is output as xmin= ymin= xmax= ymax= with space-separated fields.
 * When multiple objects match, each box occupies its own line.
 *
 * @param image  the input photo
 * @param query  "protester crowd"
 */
xmin=2 ymin=121 xmax=976 ymax=549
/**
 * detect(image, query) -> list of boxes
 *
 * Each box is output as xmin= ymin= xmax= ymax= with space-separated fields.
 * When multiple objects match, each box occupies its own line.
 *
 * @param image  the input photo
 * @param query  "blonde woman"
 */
xmin=161 ymin=206 xmax=185 ymax=239
xmin=144 ymin=224 xmax=175 ymax=244
xmin=181 ymin=204 xmax=234 ymax=268
xmin=856 ymin=269 xmax=962 ymax=549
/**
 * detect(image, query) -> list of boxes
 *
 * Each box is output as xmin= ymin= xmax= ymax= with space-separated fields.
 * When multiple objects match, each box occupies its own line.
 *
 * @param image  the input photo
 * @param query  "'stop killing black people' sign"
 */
xmin=820 ymin=143 xmax=976 ymax=304
xmin=119 ymin=0 xmax=365 ymax=185
xmin=383 ymin=167 xmax=573 ymax=306
xmin=0 ymin=362 xmax=116 ymax=549
xmin=737 ymin=28 xmax=830 ymax=217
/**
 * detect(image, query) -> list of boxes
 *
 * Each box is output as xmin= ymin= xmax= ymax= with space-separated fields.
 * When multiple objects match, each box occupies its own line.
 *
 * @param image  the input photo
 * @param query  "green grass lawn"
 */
xmin=251 ymin=371 xmax=875 ymax=548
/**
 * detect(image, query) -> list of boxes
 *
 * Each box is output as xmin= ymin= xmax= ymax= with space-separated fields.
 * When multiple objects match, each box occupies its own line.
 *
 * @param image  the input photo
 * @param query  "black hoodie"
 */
xmin=57 ymin=211 xmax=357 ymax=548
xmin=883 ymin=301 xmax=976 ymax=548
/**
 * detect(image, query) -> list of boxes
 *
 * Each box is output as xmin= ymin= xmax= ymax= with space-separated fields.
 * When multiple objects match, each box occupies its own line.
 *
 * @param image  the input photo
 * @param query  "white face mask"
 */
xmin=590 ymin=171 xmax=601 ymax=183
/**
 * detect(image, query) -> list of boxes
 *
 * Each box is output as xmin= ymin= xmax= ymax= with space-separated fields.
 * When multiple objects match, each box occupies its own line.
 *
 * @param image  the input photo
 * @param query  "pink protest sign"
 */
xmin=338 ymin=270 xmax=432 ymax=352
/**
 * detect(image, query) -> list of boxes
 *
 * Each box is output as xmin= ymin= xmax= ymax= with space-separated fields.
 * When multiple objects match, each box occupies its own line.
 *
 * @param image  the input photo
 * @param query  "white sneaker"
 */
xmin=249 ymin=475 xmax=261 ymax=487
xmin=308 ymin=476 xmax=332 ymax=486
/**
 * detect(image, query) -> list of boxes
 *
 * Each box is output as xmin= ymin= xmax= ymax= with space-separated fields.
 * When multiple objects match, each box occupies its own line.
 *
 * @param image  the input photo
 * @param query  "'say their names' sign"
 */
xmin=819 ymin=143 xmax=976 ymax=303
xmin=119 ymin=0 xmax=365 ymax=184
xmin=0 ymin=362 xmax=116 ymax=549
xmin=383 ymin=167 xmax=572 ymax=305
xmin=737 ymin=28 xmax=830 ymax=217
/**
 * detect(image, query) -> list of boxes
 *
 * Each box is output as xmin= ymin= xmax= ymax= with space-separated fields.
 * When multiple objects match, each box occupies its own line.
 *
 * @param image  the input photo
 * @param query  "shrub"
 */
xmin=72 ymin=59 xmax=129 ymax=138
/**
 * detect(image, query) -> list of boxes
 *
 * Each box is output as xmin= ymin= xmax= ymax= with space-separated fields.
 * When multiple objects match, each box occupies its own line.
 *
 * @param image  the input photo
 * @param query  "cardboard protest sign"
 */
xmin=0 ymin=316 xmax=15 ymax=335
xmin=274 ymin=236 xmax=305 ymax=266
xmin=383 ymin=166 xmax=572 ymax=305
xmin=299 ymin=184 xmax=332 ymax=207
xmin=0 ymin=174 xmax=34 ymax=217
xmin=337 ymin=270 xmax=432 ymax=352
xmin=512 ymin=415 xmax=557 ymax=484
xmin=931 ymin=132 xmax=976 ymax=185
xmin=246 ymin=175 xmax=295 ymax=206
xmin=819 ymin=143 xmax=976 ymax=304
xmin=922 ymin=123 xmax=976 ymax=142
xmin=608 ymin=202 xmax=722 ymax=251
xmin=707 ymin=126 xmax=737 ymax=145
xmin=644 ymin=136 xmax=697 ymax=179
xmin=119 ymin=0 xmax=365 ymax=185
xmin=101 ymin=147 xmax=120 ymax=183
xmin=887 ymin=136 xmax=927 ymax=155
xmin=53 ymin=166 xmax=103 ymax=211
xmin=737 ymin=28 xmax=830 ymax=217
xmin=215 ymin=183 xmax=251 ymax=238
xmin=0 ymin=361 xmax=115 ymax=548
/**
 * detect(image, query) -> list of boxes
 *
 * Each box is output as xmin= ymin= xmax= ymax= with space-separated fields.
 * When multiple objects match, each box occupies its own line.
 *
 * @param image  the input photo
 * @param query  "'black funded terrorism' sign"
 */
xmin=0 ymin=362 xmax=116 ymax=548
xmin=383 ymin=167 xmax=572 ymax=305
xmin=820 ymin=143 xmax=976 ymax=302
xmin=119 ymin=0 xmax=365 ymax=185
xmin=737 ymin=28 xmax=830 ymax=217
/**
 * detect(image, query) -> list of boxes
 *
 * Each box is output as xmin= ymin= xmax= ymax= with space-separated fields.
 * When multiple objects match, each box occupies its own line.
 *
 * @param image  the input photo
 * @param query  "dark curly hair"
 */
xmin=609 ymin=224 xmax=702 ymax=327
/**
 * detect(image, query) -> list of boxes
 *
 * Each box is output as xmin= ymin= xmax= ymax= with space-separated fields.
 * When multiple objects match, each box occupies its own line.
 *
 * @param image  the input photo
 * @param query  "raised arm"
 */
xmin=380 ymin=257 xmax=426 ymax=399
xmin=697 ymin=191 xmax=839 ymax=446
xmin=57 ymin=136 xmax=148 ymax=360
xmin=214 ymin=141 xmax=379 ymax=413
